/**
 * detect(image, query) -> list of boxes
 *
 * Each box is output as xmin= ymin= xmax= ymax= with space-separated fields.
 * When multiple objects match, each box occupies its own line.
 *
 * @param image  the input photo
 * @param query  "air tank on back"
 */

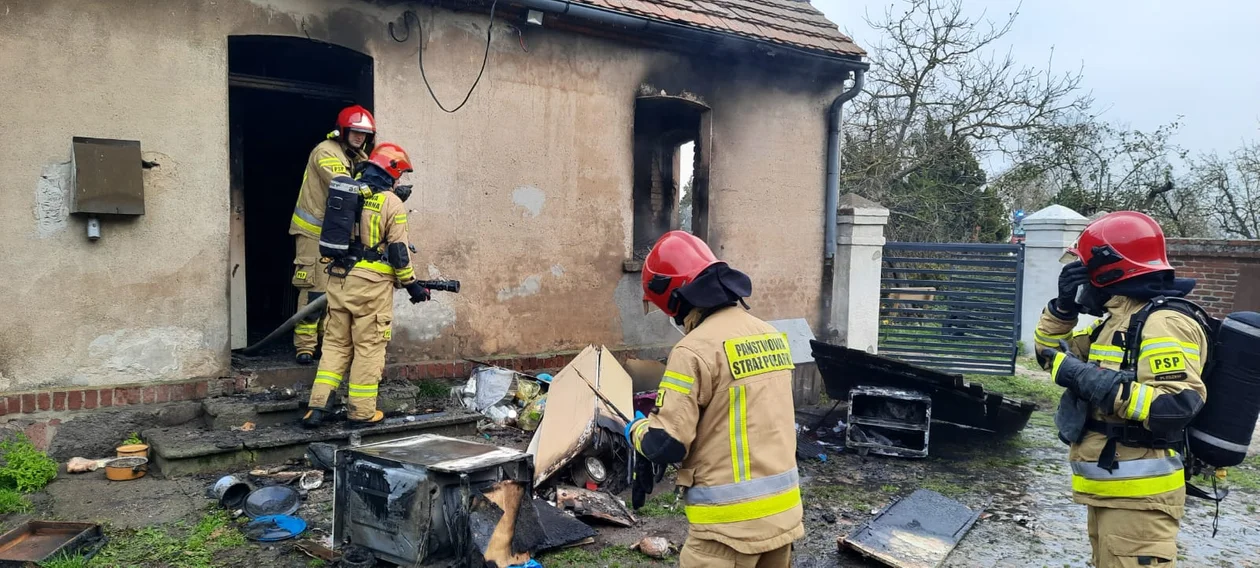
xmin=1188 ymin=312 xmax=1260 ymax=468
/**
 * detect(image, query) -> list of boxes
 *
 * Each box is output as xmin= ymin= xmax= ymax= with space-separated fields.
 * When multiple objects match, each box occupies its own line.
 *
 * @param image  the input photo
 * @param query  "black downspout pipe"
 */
xmin=824 ymin=69 xmax=865 ymax=260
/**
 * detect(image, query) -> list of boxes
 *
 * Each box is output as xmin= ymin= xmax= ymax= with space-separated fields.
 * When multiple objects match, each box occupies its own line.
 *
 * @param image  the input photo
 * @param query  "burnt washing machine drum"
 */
xmin=333 ymin=434 xmax=534 ymax=565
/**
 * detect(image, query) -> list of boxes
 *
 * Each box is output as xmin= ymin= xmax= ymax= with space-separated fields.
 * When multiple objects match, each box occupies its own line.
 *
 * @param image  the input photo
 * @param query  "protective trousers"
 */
xmin=680 ymin=537 xmax=790 ymax=568
xmin=1087 ymin=505 xmax=1179 ymax=567
xmin=306 ymin=274 xmax=393 ymax=420
xmin=293 ymin=235 xmax=330 ymax=355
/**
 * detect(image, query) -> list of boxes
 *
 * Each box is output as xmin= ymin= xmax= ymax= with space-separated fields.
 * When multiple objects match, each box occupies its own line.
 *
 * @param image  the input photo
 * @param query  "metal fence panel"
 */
xmin=878 ymin=242 xmax=1025 ymax=375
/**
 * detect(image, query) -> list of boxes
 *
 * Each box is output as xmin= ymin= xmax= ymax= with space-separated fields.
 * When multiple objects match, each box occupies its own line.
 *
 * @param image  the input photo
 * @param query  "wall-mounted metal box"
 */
xmin=70 ymin=137 xmax=144 ymax=215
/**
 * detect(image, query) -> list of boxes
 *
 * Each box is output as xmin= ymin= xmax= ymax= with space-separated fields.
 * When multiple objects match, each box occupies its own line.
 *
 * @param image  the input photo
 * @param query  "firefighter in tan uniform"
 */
xmin=301 ymin=143 xmax=431 ymax=427
xmin=1035 ymin=211 xmax=1207 ymax=568
xmin=626 ymin=231 xmax=803 ymax=567
xmin=289 ymin=105 xmax=375 ymax=365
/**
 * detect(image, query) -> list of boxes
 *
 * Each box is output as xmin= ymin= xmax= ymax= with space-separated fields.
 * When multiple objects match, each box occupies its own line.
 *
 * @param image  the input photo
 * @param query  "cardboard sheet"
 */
xmin=528 ymin=345 xmax=633 ymax=487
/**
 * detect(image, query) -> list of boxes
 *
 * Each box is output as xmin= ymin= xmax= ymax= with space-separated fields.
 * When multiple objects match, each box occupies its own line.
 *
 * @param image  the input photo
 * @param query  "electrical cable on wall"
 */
xmin=389 ymin=2 xmax=499 ymax=114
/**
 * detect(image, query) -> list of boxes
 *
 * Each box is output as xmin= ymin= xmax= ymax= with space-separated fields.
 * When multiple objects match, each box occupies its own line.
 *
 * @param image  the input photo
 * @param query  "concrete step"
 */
xmin=143 ymin=409 xmax=481 ymax=476
xmin=200 ymin=382 xmax=446 ymax=431
xmin=201 ymin=395 xmax=304 ymax=431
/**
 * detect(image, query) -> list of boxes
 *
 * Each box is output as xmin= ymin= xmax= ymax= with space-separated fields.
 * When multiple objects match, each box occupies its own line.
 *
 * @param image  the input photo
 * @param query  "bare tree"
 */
xmin=844 ymin=0 xmax=1089 ymax=201
xmin=993 ymin=116 xmax=1215 ymax=237
xmin=1183 ymin=144 xmax=1260 ymax=239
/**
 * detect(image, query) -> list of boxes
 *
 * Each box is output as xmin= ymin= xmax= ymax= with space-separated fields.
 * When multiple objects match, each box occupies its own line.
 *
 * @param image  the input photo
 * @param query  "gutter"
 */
xmin=510 ymin=0 xmax=871 ymax=70
xmin=823 ymin=68 xmax=865 ymax=259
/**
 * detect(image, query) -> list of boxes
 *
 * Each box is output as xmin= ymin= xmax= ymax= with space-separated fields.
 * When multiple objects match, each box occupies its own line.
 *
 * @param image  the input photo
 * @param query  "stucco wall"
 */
xmin=0 ymin=0 xmax=846 ymax=390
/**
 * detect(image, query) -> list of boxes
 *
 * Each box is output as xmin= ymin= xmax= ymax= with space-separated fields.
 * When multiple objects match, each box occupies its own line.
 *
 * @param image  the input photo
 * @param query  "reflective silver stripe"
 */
xmin=294 ymin=207 xmax=323 ymax=228
xmin=660 ymin=375 xmax=693 ymax=393
xmin=330 ymin=179 xmax=362 ymax=195
xmin=1089 ymin=346 xmax=1124 ymax=361
xmin=1138 ymin=341 xmax=1180 ymax=357
xmin=686 ymin=468 xmax=800 ymax=505
xmin=1189 ymin=427 xmax=1252 ymax=454
xmin=1129 ymin=384 xmax=1150 ymax=420
xmin=1070 ymin=455 xmax=1184 ymax=481
xmin=1223 ymin=317 xmax=1260 ymax=339
xmin=318 ymin=239 xmax=349 ymax=250
xmin=1035 ymin=329 xmax=1069 ymax=345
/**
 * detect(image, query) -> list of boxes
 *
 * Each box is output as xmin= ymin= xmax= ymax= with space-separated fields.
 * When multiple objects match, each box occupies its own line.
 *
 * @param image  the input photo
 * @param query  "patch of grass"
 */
xmin=0 ymin=433 xmax=58 ymax=493
xmin=307 ymin=560 xmax=327 ymax=568
xmin=637 ymin=491 xmax=683 ymax=518
xmin=90 ymin=509 xmax=243 ymax=568
xmin=0 ymin=487 xmax=31 ymax=514
xmin=1221 ymin=456 xmax=1260 ymax=492
xmin=541 ymin=544 xmax=667 ymax=568
xmin=964 ymin=373 xmax=1061 ymax=408
xmin=1247 ymin=504 xmax=1256 ymax=514
xmin=415 ymin=379 xmax=450 ymax=399
xmin=1026 ymin=410 xmax=1056 ymax=429
xmin=917 ymin=477 xmax=968 ymax=498
xmin=803 ymin=483 xmax=882 ymax=512
xmin=880 ymin=484 xmax=897 ymax=493
xmin=39 ymin=552 xmax=90 ymax=568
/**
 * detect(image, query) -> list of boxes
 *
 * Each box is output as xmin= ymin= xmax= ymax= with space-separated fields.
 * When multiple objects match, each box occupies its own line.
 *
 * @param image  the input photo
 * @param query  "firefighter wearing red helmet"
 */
xmin=303 ymin=142 xmax=428 ymax=427
xmin=626 ymin=231 xmax=803 ymax=567
xmin=288 ymin=105 xmax=377 ymax=365
xmin=1034 ymin=211 xmax=1207 ymax=568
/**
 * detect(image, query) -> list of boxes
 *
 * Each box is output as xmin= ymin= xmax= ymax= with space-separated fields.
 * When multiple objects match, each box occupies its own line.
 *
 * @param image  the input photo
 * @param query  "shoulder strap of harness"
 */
xmin=1120 ymin=297 xmax=1216 ymax=372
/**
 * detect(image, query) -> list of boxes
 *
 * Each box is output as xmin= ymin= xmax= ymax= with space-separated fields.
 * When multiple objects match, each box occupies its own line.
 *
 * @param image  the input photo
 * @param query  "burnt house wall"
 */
xmin=0 ymin=0 xmax=847 ymax=390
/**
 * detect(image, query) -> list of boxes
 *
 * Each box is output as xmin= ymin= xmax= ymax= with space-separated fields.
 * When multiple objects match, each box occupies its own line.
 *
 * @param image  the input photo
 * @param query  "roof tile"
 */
xmin=568 ymin=0 xmax=865 ymax=58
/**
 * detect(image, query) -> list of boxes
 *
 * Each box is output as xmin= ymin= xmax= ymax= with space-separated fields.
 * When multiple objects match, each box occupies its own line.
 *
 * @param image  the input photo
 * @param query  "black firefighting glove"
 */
xmin=1054 ymin=260 xmax=1090 ymax=318
xmin=405 ymin=282 xmax=431 ymax=304
xmin=1041 ymin=345 xmax=1126 ymax=411
xmin=631 ymin=451 xmax=655 ymax=510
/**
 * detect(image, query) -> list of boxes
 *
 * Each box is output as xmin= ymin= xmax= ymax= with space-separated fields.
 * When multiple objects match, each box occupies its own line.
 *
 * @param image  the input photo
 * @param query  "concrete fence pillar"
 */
xmin=829 ymin=193 xmax=889 ymax=353
xmin=1019 ymin=204 xmax=1095 ymax=355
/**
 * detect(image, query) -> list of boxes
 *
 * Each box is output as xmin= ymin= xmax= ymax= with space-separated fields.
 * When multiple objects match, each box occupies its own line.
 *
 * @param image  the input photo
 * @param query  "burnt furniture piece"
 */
xmin=333 ymin=434 xmax=534 ymax=565
xmin=812 ymin=340 xmax=1036 ymax=435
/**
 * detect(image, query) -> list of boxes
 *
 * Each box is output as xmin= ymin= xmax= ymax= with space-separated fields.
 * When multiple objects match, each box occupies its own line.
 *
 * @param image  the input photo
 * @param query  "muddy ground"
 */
xmin=4 ymin=365 xmax=1259 ymax=567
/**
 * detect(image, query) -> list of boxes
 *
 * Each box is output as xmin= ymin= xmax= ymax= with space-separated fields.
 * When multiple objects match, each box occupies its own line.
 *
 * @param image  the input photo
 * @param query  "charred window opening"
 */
xmin=632 ymin=96 xmax=710 ymax=260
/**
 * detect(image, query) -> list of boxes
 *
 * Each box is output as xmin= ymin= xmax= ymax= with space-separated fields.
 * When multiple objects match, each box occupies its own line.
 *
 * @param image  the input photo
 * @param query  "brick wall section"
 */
xmin=1165 ymin=239 xmax=1260 ymax=318
xmin=0 ymin=346 xmax=671 ymax=420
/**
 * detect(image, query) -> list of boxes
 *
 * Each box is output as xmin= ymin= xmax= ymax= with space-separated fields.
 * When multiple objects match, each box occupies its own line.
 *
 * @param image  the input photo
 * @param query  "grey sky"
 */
xmin=811 ymin=0 xmax=1260 ymax=158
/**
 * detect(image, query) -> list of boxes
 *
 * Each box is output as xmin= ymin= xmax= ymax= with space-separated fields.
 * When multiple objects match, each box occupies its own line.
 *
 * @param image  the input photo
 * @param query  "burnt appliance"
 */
xmin=333 ymin=434 xmax=533 ymax=566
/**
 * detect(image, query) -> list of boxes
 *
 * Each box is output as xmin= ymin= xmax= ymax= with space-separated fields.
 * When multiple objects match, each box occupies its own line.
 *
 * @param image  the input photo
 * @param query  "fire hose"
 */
xmin=236 ymin=279 xmax=460 ymax=355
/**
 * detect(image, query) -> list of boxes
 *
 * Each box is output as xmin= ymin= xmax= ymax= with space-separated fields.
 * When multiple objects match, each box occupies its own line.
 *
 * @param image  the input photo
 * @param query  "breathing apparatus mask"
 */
xmin=1074 ymin=281 xmax=1111 ymax=317
xmin=1061 ymin=245 xmax=1129 ymax=317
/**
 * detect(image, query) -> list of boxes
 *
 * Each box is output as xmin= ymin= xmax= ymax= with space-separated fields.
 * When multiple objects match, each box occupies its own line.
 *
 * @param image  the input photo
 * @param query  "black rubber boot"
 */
xmin=301 ymin=408 xmax=327 ymax=429
xmin=296 ymin=352 xmax=314 ymax=366
xmin=346 ymin=410 xmax=385 ymax=429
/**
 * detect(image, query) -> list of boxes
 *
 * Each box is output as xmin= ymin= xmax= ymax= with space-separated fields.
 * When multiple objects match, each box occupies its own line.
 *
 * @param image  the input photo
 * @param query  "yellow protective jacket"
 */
xmin=289 ymin=139 xmax=368 ymax=238
xmin=1036 ymin=296 xmax=1208 ymax=519
xmin=630 ymin=306 xmax=804 ymax=554
xmin=349 ymin=190 xmax=417 ymax=286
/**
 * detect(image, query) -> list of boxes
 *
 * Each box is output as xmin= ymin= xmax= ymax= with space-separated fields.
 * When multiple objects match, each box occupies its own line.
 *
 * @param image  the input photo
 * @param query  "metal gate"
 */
xmin=878 ymin=242 xmax=1025 ymax=375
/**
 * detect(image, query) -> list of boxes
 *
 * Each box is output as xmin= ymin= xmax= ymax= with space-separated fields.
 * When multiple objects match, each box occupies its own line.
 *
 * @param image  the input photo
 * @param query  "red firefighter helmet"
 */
xmin=1065 ymin=211 xmax=1173 ymax=286
xmin=367 ymin=143 xmax=413 ymax=180
xmin=336 ymin=105 xmax=376 ymax=135
xmin=642 ymin=231 xmax=721 ymax=316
